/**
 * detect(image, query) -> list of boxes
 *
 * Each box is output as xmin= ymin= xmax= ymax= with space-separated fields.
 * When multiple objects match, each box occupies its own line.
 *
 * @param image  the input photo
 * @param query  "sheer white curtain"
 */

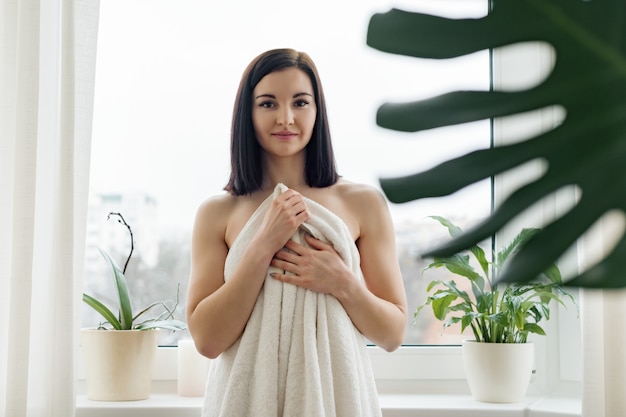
xmin=0 ymin=1 xmax=99 ymax=416
xmin=580 ymin=212 xmax=626 ymax=417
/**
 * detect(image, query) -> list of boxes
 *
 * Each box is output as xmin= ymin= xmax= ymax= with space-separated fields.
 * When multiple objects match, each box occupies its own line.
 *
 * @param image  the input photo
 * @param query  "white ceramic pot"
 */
xmin=462 ymin=340 xmax=534 ymax=403
xmin=81 ymin=328 xmax=159 ymax=401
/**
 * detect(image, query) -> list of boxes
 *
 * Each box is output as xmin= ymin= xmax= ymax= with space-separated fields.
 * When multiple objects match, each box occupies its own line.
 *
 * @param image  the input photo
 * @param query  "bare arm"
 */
xmin=186 ymin=190 xmax=310 ymax=359
xmin=337 ymin=188 xmax=407 ymax=351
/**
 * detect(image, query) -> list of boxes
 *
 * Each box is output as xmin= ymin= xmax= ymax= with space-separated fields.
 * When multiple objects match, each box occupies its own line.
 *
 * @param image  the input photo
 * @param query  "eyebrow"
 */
xmin=254 ymin=92 xmax=314 ymax=100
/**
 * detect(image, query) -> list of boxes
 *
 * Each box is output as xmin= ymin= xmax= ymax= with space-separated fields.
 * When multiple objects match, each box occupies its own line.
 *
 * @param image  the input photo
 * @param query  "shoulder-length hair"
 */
xmin=224 ymin=48 xmax=339 ymax=195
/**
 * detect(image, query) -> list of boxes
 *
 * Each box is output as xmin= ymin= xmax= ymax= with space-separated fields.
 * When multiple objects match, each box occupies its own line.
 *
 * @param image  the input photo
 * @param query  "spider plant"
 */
xmin=417 ymin=216 xmax=576 ymax=343
xmin=82 ymin=212 xmax=187 ymax=331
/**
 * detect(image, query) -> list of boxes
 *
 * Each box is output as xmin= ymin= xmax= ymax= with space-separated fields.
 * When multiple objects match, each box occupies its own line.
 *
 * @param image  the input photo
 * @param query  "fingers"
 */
xmin=282 ymin=234 xmax=327 ymax=249
xmin=272 ymin=248 xmax=298 ymax=265
xmin=271 ymin=237 xmax=331 ymax=277
xmin=303 ymin=234 xmax=331 ymax=251
xmin=270 ymin=244 xmax=303 ymax=277
xmin=268 ymin=227 xmax=347 ymax=295
xmin=279 ymin=189 xmax=307 ymax=211
xmin=270 ymin=259 xmax=296 ymax=275
xmin=260 ymin=190 xmax=311 ymax=251
xmin=270 ymin=272 xmax=297 ymax=285
xmin=273 ymin=190 xmax=310 ymax=226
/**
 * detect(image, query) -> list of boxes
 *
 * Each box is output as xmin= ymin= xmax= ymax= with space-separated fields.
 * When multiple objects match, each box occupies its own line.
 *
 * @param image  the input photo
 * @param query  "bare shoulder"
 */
xmin=193 ymin=193 xmax=237 ymax=239
xmin=334 ymin=179 xmax=388 ymax=213
xmin=197 ymin=192 xmax=235 ymax=213
xmin=195 ymin=191 xmax=269 ymax=248
xmin=332 ymin=179 xmax=392 ymax=239
xmin=196 ymin=192 xmax=236 ymax=220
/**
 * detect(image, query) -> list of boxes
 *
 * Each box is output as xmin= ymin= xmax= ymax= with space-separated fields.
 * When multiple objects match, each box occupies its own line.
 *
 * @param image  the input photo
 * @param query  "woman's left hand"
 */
xmin=270 ymin=234 xmax=353 ymax=296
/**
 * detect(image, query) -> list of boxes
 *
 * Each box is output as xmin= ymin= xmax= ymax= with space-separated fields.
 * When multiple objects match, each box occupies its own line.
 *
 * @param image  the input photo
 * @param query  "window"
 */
xmin=83 ymin=0 xmax=491 ymax=346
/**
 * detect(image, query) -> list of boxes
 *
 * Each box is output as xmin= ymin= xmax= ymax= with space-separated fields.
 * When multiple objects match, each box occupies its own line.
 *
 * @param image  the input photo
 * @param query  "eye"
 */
xmin=294 ymin=99 xmax=310 ymax=107
xmin=258 ymin=100 xmax=276 ymax=109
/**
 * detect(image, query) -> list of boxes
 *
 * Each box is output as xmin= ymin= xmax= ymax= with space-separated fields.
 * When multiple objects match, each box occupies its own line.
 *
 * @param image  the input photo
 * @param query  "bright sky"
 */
xmin=90 ymin=0 xmax=490 ymax=233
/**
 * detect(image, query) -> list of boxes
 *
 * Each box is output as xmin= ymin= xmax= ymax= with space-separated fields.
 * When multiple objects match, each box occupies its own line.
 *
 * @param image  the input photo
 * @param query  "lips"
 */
xmin=272 ymin=130 xmax=297 ymax=140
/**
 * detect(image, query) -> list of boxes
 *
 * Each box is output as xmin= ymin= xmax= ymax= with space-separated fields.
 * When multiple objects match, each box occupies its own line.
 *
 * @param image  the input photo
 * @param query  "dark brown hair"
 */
xmin=224 ymin=48 xmax=339 ymax=195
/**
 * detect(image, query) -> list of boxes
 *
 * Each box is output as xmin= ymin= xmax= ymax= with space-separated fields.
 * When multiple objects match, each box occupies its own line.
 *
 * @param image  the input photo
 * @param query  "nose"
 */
xmin=276 ymin=106 xmax=294 ymax=126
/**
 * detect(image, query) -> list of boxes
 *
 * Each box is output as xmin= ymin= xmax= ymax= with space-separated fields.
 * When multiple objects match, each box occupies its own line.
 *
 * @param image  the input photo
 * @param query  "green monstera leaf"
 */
xmin=367 ymin=0 xmax=626 ymax=288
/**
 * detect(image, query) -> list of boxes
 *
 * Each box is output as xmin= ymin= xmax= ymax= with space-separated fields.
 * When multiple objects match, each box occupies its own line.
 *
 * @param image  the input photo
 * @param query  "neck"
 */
xmin=264 ymin=172 xmax=307 ymax=191
xmin=262 ymin=154 xmax=307 ymax=191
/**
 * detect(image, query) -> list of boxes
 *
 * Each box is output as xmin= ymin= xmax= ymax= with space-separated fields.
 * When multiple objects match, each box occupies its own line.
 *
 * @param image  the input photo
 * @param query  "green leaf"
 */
xmin=440 ymin=280 xmax=472 ymax=304
xmin=428 ymin=216 xmax=491 ymax=278
xmin=442 ymin=316 xmax=462 ymax=330
xmin=82 ymin=293 xmax=122 ymax=330
xmin=460 ymin=313 xmax=478 ymax=333
xmin=428 ymin=215 xmax=463 ymax=238
xmin=425 ymin=279 xmax=444 ymax=292
xmin=524 ymin=323 xmax=546 ymax=336
xmin=367 ymin=1 xmax=626 ymax=288
xmin=541 ymin=263 xmax=563 ymax=285
xmin=431 ymin=293 xmax=457 ymax=321
xmin=496 ymin=228 xmax=539 ymax=269
xmin=98 ymin=248 xmax=133 ymax=330
xmin=432 ymin=254 xmax=482 ymax=283
xmin=135 ymin=319 xmax=188 ymax=331
xmin=473 ymin=291 xmax=491 ymax=315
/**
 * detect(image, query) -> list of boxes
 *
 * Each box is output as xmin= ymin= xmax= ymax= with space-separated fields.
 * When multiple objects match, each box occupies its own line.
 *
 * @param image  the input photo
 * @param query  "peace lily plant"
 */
xmin=82 ymin=212 xmax=186 ymax=331
xmin=417 ymin=216 xmax=576 ymax=343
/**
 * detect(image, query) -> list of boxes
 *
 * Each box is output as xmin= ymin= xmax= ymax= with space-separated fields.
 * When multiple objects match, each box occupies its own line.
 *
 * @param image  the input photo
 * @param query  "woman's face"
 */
xmin=252 ymin=67 xmax=317 ymax=159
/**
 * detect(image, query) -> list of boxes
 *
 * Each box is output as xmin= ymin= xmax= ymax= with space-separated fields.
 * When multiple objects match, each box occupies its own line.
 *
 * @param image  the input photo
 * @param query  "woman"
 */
xmin=186 ymin=48 xmax=407 ymax=417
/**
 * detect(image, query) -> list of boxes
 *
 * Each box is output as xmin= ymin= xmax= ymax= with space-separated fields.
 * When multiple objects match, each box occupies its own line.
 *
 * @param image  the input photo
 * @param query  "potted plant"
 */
xmin=81 ymin=212 xmax=186 ymax=401
xmin=416 ymin=216 xmax=576 ymax=403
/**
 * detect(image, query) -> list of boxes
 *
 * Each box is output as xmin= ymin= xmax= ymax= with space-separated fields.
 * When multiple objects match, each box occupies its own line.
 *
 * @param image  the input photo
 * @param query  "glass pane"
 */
xmin=82 ymin=0 xmax=490 ymax=345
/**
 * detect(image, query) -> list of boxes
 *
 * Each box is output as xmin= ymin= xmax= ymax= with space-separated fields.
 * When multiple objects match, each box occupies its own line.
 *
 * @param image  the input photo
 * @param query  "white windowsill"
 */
xmin=76 ymin=346 xmax=581 ymax=417
xmin=76 ymin=380 xmax=581 ymax=417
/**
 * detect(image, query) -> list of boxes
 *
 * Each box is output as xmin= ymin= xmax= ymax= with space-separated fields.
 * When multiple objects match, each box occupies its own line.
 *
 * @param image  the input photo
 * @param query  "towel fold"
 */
xmin=202 ymin=183 xmax=381 ymax=417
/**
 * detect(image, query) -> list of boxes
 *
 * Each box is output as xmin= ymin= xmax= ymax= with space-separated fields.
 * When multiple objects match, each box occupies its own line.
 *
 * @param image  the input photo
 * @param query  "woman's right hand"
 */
xmin=257 ymin=189 xmax=310 ymax=252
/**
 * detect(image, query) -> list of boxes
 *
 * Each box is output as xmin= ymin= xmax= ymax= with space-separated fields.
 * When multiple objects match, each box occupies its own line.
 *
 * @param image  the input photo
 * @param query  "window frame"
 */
xmin=104 ymin=40 xmax=581 ymax=391
xmin=79 ymin=5 xmax=581 ymax=393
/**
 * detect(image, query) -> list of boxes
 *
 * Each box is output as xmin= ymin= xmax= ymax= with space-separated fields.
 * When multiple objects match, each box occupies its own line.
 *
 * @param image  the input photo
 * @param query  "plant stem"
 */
xmin=107 ymin=212 xmax=134 ymax=274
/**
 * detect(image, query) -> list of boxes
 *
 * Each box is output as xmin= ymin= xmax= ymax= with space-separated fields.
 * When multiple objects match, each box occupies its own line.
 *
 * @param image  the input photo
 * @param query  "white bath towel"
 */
xmin=202 ymin=184 xmax=381 ymax=417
